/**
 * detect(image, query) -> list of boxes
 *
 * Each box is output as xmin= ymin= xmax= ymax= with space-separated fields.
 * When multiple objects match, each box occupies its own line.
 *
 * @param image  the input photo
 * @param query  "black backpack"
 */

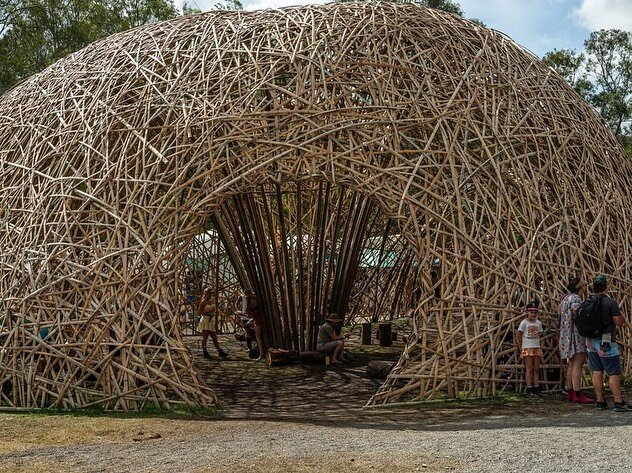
xmin=575 ymin=294 xmax=607 ymax=338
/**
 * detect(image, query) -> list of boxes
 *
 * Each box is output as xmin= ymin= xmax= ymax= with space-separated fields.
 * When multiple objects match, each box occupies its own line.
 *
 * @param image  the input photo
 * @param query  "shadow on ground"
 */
xmin=186 ymin=329 xmax=401 ymax=421
xmin=186 ymin=331 xmax=632 ymax=432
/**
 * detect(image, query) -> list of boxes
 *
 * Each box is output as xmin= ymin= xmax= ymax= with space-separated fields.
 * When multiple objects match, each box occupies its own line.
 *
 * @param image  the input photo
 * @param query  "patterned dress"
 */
xmin=558 ymin=293 xmax=586 ymax=360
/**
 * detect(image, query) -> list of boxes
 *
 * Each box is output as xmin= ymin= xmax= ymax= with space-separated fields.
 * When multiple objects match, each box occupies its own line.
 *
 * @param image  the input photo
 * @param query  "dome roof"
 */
xmin=1 ymin=3 xmax=631 ymax=409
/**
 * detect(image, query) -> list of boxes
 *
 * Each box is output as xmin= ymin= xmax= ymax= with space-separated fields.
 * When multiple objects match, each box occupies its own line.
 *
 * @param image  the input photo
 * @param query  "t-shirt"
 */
xmin=586 ymin=295 xmax=621 ymax=357
xmin=518 ymin=319 xmax=543 ymax=349
xmin=317 ymin=322 xmax=335 ymax=345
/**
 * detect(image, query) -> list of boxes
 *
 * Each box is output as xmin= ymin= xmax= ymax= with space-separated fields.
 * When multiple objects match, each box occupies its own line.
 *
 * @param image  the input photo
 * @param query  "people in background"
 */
xmin=240 ymin=289 xmax=265 ymax=360
xmin=197 ymin=288 xmax=228 ymax=359
xmin=316 ymin=313 xmax=348 ymax=364
xmin=558 ymin=276 xmax=594 ymax=403
xmin=517 ymin=301 xmax=543 ymax=395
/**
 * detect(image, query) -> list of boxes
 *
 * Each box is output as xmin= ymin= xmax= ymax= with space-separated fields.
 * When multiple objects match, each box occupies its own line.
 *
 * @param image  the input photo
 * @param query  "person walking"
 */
xmin=558 ymin=276 xmax=594 ymax=403
xmin=197 ymin=288 xmax=228 ymax=359
xmin=585 ymin=275 xmax=631 ymax=412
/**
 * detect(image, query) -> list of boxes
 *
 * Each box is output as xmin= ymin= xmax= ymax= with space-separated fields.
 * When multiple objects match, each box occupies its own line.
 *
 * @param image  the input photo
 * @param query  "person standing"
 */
xmin=586 ymin=275 xmax=631 ymax=412
xmin=517 ymin=301 xmax=544 ymax=394
xmin=558 ymin=277 xmax=594 ymax=403
xmin=244 ymin=289 xmax=265 ymax=360
xmin=197 ymin=288 xmax=228 ymax=359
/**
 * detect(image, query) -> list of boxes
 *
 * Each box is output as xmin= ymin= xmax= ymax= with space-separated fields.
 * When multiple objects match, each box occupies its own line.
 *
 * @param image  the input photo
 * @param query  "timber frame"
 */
xmin=0 ymin=3 xmax=631 ymax=410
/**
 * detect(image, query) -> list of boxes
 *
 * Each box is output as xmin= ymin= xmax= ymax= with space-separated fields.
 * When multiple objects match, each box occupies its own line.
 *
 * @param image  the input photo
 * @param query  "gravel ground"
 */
xmin=3 ymin=334 xmax=632 ymax=472
xmin=3 ymin=405 xmax=632 ymax=473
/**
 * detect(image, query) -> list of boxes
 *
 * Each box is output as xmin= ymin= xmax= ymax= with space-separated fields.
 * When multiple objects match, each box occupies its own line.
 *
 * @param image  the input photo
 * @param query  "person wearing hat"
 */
xmin=558 ymin=276 xmax=594 ymax=403
xmin=316 ymin=314 xmax=348 ymax=364
xmin=517 ymin=300 xmax=544 ymax=394
xmin=586 ymin=275 xmax=631 ymax=412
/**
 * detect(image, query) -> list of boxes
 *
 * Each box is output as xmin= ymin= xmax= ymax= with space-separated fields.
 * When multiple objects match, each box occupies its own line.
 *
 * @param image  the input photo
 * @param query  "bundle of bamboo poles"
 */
xmin=0 ymin=3 xmax=631 ymax=410
xmin=202 ymin=182 xmax=418 ymax=351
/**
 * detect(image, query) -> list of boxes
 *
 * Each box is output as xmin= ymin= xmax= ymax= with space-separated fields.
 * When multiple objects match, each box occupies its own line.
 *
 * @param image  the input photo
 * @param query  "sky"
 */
xmin=180 ymin=0 xmax=632 ymax=57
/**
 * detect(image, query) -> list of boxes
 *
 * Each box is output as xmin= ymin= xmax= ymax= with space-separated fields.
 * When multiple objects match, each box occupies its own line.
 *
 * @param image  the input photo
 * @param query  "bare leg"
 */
xmin=254 ymin=325 xmax=265 ymax=356
xmin=332 ymin=342 xmax=345 ymax=363
xmin=524 ymin=357 xmax=533 ymax=387
xmin=565 ymin=359 xmax=573 ymax=390
xmin=201 ymin=331 xmax=209 ymax=353
xmin=571 ymin=353 xmax=587 ymax=391
xmin=533 ymin=356 xmax=541 ymax=388
xmin=609 ymin=375 xmax=623 ymax=403
xmin=209 ymin=331 xmax=222 ymax=352
xmin=592 ymin=371 xmax=604 ymax=402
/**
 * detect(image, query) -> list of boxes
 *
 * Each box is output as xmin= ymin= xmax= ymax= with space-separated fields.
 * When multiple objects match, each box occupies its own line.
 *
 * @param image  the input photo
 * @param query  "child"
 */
xmin=517 ymin=301 xmax=544 ymax=394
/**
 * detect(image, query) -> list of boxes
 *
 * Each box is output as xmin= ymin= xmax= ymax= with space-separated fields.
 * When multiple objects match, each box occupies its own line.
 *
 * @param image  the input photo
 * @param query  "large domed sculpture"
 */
xmin=1 ymin=3 xmax=631 ymax=410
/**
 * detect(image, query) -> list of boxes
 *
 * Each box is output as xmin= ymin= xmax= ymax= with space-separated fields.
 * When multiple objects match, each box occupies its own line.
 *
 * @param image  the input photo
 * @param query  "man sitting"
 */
xmin=317 ymin=314 xmax=348 ymax=364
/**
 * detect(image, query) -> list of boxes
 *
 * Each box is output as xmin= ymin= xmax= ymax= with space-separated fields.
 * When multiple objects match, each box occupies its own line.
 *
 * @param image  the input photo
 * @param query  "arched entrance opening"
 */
xmin=165 ymin=178 xmax=429 ymax=412
xmin=175 ymin=181 xmax=422 ymax=351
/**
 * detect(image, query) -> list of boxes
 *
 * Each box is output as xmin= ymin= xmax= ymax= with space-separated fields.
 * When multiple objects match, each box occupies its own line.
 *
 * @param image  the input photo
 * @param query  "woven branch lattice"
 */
xmin=1 ymin=3 xmax=631 ymax=410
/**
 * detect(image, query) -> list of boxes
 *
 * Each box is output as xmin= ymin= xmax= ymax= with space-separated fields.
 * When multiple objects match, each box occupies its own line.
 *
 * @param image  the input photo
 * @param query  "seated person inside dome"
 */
xmin=316 ymin=313 xmax=348 ymax=364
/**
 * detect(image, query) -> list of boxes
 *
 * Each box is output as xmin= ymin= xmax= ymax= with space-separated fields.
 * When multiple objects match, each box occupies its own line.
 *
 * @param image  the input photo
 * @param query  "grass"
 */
xmin=372 ymin=391 xmax=525 ymax=410
xmin=0 ymin=403 xmax=216 ymax=419
xmin=0 ymin=407 xmax=214 ymax=456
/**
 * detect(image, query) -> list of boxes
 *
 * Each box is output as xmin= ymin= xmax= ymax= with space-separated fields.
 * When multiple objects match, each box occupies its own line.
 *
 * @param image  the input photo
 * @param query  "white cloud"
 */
xmin=574 ymin=0 xmax=632 ymax=31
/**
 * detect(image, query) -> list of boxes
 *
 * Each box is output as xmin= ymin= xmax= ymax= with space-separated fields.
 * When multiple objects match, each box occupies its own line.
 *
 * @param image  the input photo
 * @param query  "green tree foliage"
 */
xmin=542 ymin=48 xmax=594 ymax=98
xmin=181 ymin=1 xmax=201 ymax=15
xmin=0 ymin=0 xmax=178 ymax=94
xmin=213 ymin=0 xmax=242 ymax=10
xmin=543 ymin=30 xmax=632 ymax=154
xmin=425 ymin=0 xmax=462 ymax=16
xmin=585 ymin=30 xmax=632 ymax=143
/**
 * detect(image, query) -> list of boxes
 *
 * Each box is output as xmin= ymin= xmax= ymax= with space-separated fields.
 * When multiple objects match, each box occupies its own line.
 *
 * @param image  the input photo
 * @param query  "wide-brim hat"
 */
xmin=325 ymin=313 xmax=344 ymax=324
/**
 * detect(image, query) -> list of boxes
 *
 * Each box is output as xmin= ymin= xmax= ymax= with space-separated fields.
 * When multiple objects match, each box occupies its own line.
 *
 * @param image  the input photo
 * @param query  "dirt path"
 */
xmin=188 ymin=333 xmax=402 ymax=421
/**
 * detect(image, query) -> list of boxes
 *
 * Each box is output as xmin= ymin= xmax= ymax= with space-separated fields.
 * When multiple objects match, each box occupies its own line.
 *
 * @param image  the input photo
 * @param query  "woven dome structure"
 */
xmin=1 ymin=2 xmax=631 ymax=410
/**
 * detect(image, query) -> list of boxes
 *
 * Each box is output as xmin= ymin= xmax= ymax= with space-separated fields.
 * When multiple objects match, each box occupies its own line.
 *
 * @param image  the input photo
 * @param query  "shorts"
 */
xmin=588 ymin=352 xmax=621 ymax=376
xmin=521 ymin=348 xmax=542 ymax=358
xmin=197 ymin=315 xmax=217 ymax=333
xmin=317 ymin=340 xmax=343 ymax=354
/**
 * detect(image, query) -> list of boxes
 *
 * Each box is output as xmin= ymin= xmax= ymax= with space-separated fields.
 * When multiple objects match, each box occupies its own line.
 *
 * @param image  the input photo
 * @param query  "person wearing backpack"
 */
xmin=558 ymin=277 xmax=594 ymax=403
xmin=584 ymin=275 xmax=631 ymax=412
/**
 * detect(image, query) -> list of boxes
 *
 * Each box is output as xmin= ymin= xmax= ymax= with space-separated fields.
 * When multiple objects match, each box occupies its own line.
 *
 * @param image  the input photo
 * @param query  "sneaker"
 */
xmin=566 ymin=390 xmax=576 ymax=403
xmin=524 ymin=387 xmax=534 ymax=395
xmin=218 ymin=349 xmax=229 ymax=359
xmin=596 ymin=401 xmax=608 ymax=411
xmin=203 ymin=351 xmax=211 ymax=360
xmin=573 ymin=391 xmax=595 ymax=404
xmin=613 ymin=401 xmax=632 ymax=412
xmin=533 ymin=385 xmax=542 ymax=395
